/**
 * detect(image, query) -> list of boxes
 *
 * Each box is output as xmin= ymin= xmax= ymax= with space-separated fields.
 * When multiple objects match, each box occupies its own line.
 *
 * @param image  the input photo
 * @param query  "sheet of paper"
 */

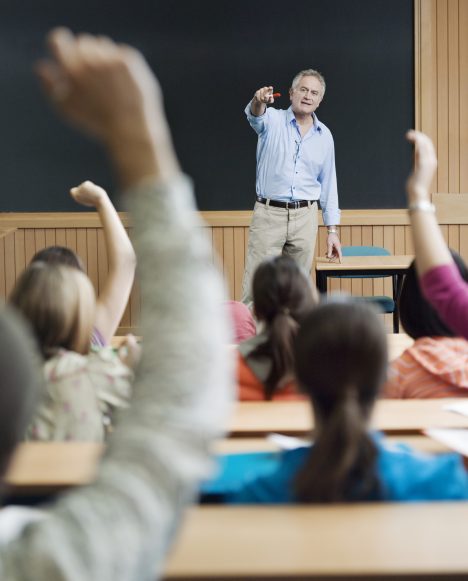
xmin=266 ymin=433 xmax=310 ymax=450
xmin=443 ymin=401 xmax=468 ymax=417
xmin=425 ymin=428 xmax=468 ymax=457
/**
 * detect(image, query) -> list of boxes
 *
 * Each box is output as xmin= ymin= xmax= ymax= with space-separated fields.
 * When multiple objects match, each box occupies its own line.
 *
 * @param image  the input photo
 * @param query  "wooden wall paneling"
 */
xmin=415 ymin=0 xmax=422 ymax=129
xmin=223 ymin=227 xmax=235 ymax=299
xmin=460 ymin=0 xmax=468 ymax=191
xmin=448 ymin=224 xmax=460 ymax=252
xmin=404 ymin=225 xmax=415 ymax=255
xmin=440 ymin=224 xmax=449 ymax=244
xmin=14 ymin=230 xmax=25 ymax=283
xmin=45 ymin=229 xmax=55 ymax=248
xmin=459 ymin=225 xmax=468 ymax=262
xmin=394 ymin=225 xmax=406 ymax=255
xmin=233 ymin=227 xmax=245 ymax=301
xmin=65 ymin=228 xmax=77 ymax=254
xmin=55 ymin=228 xmax=66 ymax=247
xmin=350 ymin=226 xmax=363 ymax=296
xmin=4 ymin=232 xmax=15 ymax=298
xmin=420 ymin=0 xmax=438 ymax=146
xmin=212 ymin=227 xmax=224 ymax=274
xmin=76 ymin=228 xmax=88 ymax=271
xmin=448 ymin=0 xmax=460 ymax=192
xmin=34 ymin=229 xmax=45 ymax=253
xmin=24 ymin=229 xmax=35 ymax=265
xmin=436 ymin=0 xmax=449 ymax=192
xmin=86 ymin=228 xmax=99 ymax=295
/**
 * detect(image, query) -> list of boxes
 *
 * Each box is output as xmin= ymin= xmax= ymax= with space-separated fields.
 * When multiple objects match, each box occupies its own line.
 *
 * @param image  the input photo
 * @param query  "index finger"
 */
xmin=46 ymin=27 xmax=81 ymax=72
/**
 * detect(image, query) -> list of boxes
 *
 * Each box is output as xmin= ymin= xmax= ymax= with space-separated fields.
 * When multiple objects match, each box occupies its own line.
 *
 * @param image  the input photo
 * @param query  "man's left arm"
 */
xmin=319 ymin=136 xmax=342 ymax=262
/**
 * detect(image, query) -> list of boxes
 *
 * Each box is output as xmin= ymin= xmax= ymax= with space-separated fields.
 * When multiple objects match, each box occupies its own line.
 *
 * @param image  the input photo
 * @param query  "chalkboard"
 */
xmin=0 ymin=0 xmax=413 ymax=212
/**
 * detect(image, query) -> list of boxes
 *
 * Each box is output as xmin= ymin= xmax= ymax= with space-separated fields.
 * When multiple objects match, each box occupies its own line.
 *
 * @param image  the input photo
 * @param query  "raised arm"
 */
xmin=1 ymin=28 xmax=232 ymax=580
xmin=70 ymin=180 xmax=136 ymax=343
xmin=406 ymin=130 xmax=468 ymax=338
xmin=406 ymin=130 xmax=452 ymax=273
xmin=250 ymin=86 xmax=275 ymax=117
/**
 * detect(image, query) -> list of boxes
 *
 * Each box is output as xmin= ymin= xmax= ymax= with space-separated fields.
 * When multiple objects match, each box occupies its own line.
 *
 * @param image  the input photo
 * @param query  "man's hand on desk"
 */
xmin=326 ymin=231 xmax=342 ymax=262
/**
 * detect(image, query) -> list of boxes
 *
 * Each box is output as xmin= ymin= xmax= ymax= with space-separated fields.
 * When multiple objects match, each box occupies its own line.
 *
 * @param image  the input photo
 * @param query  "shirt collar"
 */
xmin=287 ymin=107 xmax=322 ymax=134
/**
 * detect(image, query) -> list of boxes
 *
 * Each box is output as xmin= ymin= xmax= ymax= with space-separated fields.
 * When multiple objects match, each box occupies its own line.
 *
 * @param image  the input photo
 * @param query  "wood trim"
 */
xmin=8 ymin=207 xmax=468 ymax=227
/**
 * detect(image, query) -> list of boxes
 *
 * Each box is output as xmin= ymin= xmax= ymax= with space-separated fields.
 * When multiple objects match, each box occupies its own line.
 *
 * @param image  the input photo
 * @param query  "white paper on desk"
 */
xmin=443 ymin=401 xmax=468 ymax=417
xmin=424 ymin=428 xmax=468 ymax=457
xmin=266 ymin=433 xmax=310 ymax=450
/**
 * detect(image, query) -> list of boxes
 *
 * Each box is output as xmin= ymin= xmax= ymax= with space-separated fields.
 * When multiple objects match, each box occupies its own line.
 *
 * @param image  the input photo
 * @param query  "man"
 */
xmin=0 ymin=28 xmax=231 ymax=580
xmin=242 ymin=69 xmax=341 ymax=307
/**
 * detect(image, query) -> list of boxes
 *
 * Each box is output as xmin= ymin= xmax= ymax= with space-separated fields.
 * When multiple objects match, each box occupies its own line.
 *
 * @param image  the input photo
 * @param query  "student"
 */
xmin=10 ymin=262 xmax=133 ymax=441
xmin=406 ymin=130 xmax=468 ymax=339
xmin=224 ymin=300 xmax=256 ymax=344
xmin=383 ymin=253 xmax=468 ymax=399
xmin=237 ymin=255 xmax=316 ymax=400
xmin=208 ymin=300 xmax=468 ymax=503
xmin=0 ymin=28 xmax=231 ymax=578
xmin=30 ymin=179 xmax=136 ymax=346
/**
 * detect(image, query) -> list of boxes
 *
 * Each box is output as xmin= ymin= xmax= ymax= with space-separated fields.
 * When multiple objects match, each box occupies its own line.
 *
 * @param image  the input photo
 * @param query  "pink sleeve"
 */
xmin=421 ymin=263 xmax=468 ymax=339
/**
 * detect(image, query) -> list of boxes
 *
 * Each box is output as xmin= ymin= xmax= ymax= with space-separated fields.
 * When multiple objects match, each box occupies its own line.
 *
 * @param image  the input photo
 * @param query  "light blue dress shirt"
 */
xmin=245 ymin=102 xmax=341 ymax=226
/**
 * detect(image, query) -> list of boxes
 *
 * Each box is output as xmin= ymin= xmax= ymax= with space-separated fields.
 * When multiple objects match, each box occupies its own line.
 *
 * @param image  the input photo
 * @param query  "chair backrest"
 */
xmin=341 ymin=246 xmax=390 ymax=257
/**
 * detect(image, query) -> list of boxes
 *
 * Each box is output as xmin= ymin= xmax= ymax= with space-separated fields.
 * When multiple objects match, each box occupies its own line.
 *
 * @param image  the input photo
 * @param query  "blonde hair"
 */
xmin=10 ymin=263 xmax=96 ymax=358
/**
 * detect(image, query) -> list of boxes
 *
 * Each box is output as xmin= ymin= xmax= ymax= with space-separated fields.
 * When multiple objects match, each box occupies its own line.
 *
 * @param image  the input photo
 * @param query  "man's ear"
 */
xmin=289 ymin=87 xmax=293 ymax=101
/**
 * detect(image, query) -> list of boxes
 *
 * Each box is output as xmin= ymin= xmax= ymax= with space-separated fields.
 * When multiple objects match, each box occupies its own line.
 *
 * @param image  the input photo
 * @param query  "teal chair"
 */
xmin=330 ymin=246 xmax=401 ymax=332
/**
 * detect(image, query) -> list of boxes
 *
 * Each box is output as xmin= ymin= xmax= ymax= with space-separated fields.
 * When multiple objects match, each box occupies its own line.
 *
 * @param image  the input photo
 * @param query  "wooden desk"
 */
xmin=316 ymin=255 xmax=413 ymax=333
xmin=315 ymin=255 xmax=413 ymax=293
xmin=4 ymin=436 xmax=451 ymax=496
xmin=5 ymin=442 xmax=103 ymax=495
xmin=164 ymin=503 xmax=468 ymax=580
xmin=229 ymin=399 xmax=468 ymax=437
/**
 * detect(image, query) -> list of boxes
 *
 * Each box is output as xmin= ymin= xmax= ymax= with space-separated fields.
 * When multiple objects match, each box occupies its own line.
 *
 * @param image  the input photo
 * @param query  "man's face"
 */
xmin=289 ymin=76 xmax=324 ymax=116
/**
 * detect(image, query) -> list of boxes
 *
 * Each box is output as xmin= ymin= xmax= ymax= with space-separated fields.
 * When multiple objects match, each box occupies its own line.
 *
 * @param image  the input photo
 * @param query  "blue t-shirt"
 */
xmin=202 ymin=434 xmax=468 ymax=503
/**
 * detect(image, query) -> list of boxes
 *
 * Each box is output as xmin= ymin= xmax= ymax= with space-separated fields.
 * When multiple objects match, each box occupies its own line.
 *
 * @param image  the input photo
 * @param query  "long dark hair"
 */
xmin=294 ymin=300 xmax=387 ymax=502
xmin=399 ymin=250 xmax=468 ymax=339
xmin=248 ymin=256 xmax=317 ymax=400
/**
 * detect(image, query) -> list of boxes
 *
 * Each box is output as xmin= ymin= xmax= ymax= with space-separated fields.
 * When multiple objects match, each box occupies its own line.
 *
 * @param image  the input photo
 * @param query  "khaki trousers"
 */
xmin=241 ymin=201 xmax=318 ymax=308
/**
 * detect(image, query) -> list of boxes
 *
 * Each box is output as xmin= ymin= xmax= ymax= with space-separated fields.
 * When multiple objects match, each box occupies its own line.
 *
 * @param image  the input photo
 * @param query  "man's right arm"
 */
xmin=245 ymin=86 xmax=278 ymax=134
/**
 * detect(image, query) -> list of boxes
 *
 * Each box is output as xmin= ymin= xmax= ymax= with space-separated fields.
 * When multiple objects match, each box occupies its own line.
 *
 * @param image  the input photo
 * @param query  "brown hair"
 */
xmin=31 ymin=246 xmax=84 ymax=271
xmin=249 ymin=256 xmax=317 ymax=400
xmin=10 ymin=263 xmax=95 ymax=359
xmin=294 ymin=300 xmax=387 ymax=502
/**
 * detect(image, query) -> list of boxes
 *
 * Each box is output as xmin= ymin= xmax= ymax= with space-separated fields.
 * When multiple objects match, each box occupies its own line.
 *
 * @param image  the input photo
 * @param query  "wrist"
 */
xmin=408 ymin=200 xmax=436 ymax=214
xmin=327 ymin=227 xmax=338 ymax=234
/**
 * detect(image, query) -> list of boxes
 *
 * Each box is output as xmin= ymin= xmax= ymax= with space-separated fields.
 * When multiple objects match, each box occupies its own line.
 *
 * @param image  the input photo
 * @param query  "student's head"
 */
xmin=293 ymin=299 xmax=387 ymax=502
xmin=399 ymin=250 xmax=468 ymax=339
xmin=31 ymin=246 xmax=84 ymax=271
xmin=253 ymin=255 xmax=317 ymax=324
xmin=249 ymin=256 xmax=318 ymax=399
xmin=0 ymin=308 xmax=42 ymax=478
xmin=10 ymin=263 xmax=95 ymax=359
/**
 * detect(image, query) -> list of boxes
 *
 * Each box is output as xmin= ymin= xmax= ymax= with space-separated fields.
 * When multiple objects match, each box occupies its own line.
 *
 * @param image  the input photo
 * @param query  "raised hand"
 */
xmin=406 ymin=130 xmax=438 ymax=202
xmin=70 ymin=180 xmax=107 ymax=208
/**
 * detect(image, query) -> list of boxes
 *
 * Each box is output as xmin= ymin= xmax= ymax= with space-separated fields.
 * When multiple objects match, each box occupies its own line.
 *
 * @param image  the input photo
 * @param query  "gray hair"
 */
xmin=291 ymin=69 xmax=326 ymax=95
